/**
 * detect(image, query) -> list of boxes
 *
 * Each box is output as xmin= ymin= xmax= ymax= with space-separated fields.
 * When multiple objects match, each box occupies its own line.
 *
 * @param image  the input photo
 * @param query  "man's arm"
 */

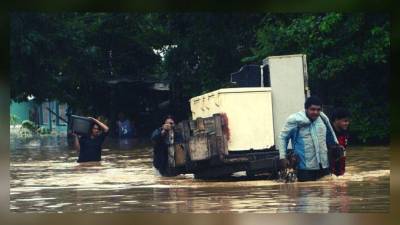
xmin=151 ymin=128 xmax=164 ymax=144
xmin=72 ymin=133 xmax=80 ymax=152
xmin=277 ymin=115 xmax=297 ymax=160
xmin=151 ymin=123 xmax=172 ymax=143
xmin=89 ymin=117 xmax=109 ymax=133
xmin=320 ymin=112 xmax=338 ymax=145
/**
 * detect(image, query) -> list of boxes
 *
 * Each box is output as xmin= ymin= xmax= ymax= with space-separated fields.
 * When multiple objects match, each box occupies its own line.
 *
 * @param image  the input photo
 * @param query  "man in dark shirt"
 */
xmin=72 ymin=117 xmax=109 ymax=163
xmin=151 ymin=115 xmax=182 ymax=176
xmin=330 ymin=107 xmax=351 ymax=176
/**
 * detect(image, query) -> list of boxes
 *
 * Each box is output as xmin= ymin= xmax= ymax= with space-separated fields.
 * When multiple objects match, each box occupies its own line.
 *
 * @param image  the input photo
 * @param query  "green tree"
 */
xmin=246 ymin=13 xmax=390 ymax=144
xmin=10 ymin=13 xmax=167 ymax=114
xmin=161 ymin=13 xmax=265 ymax=118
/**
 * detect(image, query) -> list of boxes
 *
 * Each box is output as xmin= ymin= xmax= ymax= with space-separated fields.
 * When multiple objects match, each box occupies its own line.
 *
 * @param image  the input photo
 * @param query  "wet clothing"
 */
xmin=330 ymin=129 xmax=348 ymax=176
xmin=297 ymin=168 xmax=330 ymax=182
xmin=151 ymin=128 xmax=183 ymax=176
xmin=278 ymin=111 xmax=338 ymax=181
xmin=77 ymin=131 xmax=108 ymax=163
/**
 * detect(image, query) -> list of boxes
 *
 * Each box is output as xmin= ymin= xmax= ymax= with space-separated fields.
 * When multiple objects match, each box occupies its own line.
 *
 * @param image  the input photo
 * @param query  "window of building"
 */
xmin=57 ymin=103 xmax=68 ymax=125
xmin=41 ymin=102 xmax=50 ymax=125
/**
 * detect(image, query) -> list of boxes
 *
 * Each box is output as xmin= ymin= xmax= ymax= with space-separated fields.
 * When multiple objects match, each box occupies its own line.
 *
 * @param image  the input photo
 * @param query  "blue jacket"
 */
xmin=277 ymin=111 xmax=338 ymax=170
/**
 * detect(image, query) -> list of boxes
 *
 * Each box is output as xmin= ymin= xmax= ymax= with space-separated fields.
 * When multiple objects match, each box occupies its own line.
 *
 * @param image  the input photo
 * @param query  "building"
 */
xmin=10 ymin=99 xmax=69 ymax=133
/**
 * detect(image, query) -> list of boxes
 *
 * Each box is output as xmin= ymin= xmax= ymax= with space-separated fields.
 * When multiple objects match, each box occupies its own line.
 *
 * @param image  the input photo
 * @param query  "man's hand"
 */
xmin=162 ymin=123 xmax=171 ymax=130
xmin=328 ymin=144 xmax=346 ymax=159
xmin=161 ymin=123 xmax=172 ymax=135
xmin=279 ymin=158 xmax=290 ymax=170
xmin=88 ymin=116 xmax=109 ymax=132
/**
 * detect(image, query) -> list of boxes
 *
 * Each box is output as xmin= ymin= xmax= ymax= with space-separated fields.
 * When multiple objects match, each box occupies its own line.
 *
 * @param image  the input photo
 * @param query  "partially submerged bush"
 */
xmin=19 ymin=127 xmax=33 ymax=138
xmin=21 ymin=120 xmax=36 ymax=132
xmin=10 ymin=114 xmax=20 ymax=125
xmin=37 ymin=126 xmax=51 ymax=135
xmin=18 ymin=120 xmax=37 ymax=138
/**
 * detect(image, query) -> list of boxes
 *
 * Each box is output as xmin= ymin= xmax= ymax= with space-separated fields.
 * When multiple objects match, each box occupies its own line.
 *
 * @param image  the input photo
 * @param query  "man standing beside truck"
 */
xmin=278 ymin=96 xmax=338 ymax=182
xmin=151 ymin=115 xmax=183 ymax=176
xmin=329 ymin=107 xmax=351 ymax=176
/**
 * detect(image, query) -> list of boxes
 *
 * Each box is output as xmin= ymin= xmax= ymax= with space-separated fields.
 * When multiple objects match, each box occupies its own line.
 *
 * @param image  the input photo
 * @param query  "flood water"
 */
xmin=10 ymin=136 xmax=390 ymax=213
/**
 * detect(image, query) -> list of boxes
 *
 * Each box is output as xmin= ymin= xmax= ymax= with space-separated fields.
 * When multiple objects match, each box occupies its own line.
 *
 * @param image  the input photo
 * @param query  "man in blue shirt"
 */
xmin=116 ymin=112 xmax=135 ymax=139
xmin=278 ymin=96 xmax=338 ymax=182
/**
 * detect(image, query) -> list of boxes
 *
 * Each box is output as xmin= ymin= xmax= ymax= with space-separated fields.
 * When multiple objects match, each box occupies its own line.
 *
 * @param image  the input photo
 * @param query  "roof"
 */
xmin=104 ymin=77 xmax=170 ymax=91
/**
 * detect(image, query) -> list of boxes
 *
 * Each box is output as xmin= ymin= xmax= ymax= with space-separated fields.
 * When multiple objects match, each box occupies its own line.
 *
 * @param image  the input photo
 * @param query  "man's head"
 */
xmin=304 ymin=96 xmax=322 ymax=121
xmin=118 ymin=112 xmax=125 ymax=121
xmin=163 ymin=115 xmax=175 ymax=129
xmin=331 ymin=107 xmax=351 ymax=131
xmin=91 ymin=123 xmax=101 ymax=136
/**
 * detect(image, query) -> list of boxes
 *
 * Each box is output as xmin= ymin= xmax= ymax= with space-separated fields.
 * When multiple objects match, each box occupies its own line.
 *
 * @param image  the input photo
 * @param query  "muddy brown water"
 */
xmin=9 ymin=136 xmax=389 ymax=213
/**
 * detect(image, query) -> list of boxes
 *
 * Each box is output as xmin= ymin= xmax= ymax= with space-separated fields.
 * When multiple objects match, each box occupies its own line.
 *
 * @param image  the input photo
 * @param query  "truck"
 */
xmin=165 ymin=54 xmax=310 ymax=179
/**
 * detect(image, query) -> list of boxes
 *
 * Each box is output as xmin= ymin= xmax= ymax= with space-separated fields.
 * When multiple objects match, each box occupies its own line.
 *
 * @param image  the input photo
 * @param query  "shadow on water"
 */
xmin=9 ymin=136 xmax=390 ymax=213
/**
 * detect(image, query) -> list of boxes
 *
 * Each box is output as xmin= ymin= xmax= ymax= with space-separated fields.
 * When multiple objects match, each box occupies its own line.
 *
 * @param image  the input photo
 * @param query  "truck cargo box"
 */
xmin=190 ymin=87 xmax=274 ymax=151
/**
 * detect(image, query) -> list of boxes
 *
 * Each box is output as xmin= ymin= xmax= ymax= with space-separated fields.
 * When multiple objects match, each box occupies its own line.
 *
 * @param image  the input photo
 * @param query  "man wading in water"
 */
xmin=330 ymin=107 xmax=351 ymax=176
xmin=72 ymin=117 xmax=109 ymax=163
xmin=151 ymin=115 xmax=182 ymax=176
xmin=278 ymin=96 xmax=339 ymax=182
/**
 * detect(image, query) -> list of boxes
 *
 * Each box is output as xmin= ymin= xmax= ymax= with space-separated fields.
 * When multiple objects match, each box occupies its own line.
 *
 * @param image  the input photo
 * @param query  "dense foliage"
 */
xmin=246 ymin=13 xmax=389 ymax=143
xmin=11 ymin=13 xmax=166 ymax=109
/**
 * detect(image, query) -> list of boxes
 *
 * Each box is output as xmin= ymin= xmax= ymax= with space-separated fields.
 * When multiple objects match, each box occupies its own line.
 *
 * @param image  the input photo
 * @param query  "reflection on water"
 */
xmin=10 ymin=136 xmax=390 ymax=213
